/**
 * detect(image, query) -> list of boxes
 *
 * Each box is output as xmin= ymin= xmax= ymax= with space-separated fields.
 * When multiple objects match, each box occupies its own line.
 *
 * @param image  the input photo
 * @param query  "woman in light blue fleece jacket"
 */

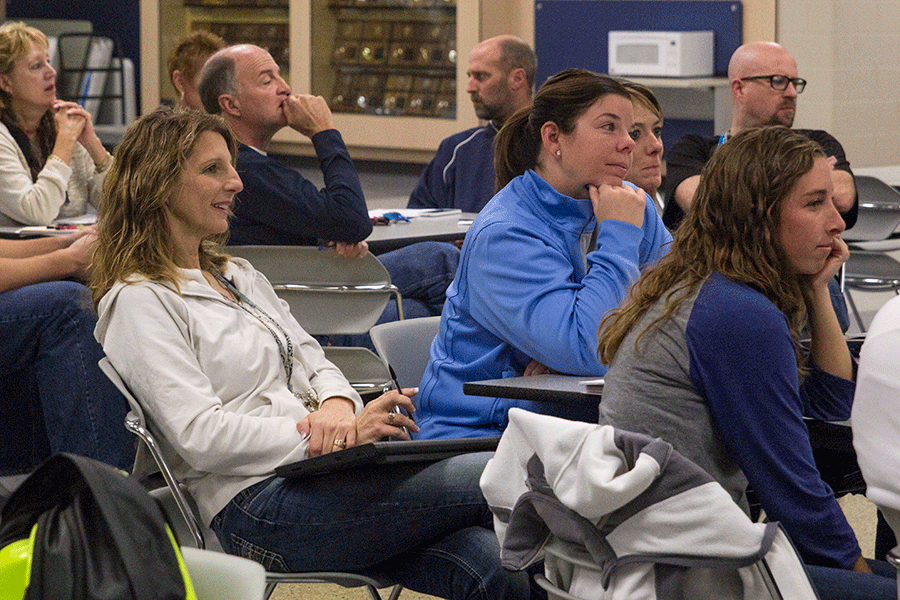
xmin=415 ymin=69 xmax=671 ymax=440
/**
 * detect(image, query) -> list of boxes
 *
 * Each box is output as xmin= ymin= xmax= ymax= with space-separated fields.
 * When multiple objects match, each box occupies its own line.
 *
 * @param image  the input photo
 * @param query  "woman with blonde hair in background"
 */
xmin=619 ymin=80 xmax=664 ymax=208
xmin=167 ymin=30 xmax=225 ymax=111
xmin=0 ymin=21 xmax=111 ymax=226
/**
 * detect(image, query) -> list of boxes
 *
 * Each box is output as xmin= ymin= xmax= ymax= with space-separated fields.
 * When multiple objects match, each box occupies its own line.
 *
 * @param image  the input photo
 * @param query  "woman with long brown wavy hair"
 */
xmin=597 ymin=126 xmax=895 ymax=599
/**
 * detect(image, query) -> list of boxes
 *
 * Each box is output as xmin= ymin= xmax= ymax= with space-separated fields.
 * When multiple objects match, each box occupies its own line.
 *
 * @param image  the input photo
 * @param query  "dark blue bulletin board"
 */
xmin=535 ymin=0 xmax=742 ymax=85
xmin=535 ymin=1 xmax=742 ymax=155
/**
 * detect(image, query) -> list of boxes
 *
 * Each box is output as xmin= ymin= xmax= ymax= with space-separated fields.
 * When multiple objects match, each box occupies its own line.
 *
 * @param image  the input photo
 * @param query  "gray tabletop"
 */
xmin=366 ymin=213 xmax=476 ymax=254
xmin=463 ymin=374 xmax=848 ymax=453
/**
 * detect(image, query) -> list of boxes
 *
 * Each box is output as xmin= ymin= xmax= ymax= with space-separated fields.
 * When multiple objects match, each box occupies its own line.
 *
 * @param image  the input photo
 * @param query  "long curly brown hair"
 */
xmin=90 ymin=107 xmax=235 ymax=308
xmin=598 ymin=126 xmax=825 ymax=375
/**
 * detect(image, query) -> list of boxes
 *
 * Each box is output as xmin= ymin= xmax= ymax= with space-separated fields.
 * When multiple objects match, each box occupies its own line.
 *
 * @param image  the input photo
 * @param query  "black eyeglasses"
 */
xmin=740 ymin=74 xmax=806 ymax=93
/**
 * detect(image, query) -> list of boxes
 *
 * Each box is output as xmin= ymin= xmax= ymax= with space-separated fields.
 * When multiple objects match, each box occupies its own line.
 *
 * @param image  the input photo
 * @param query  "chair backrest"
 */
xmin=228 ymin=246 xmax=401 ymax=335
xmin=370 ymin=316 xmax=441 ymax=389
xmin=98 ymin=357 xmax=209 ymax=550
xmin=843 ymin=176 xmax=900 ymax=243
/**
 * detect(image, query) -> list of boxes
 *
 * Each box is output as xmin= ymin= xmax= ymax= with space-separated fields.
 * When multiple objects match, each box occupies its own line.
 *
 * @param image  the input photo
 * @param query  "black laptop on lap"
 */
xmin=274 ymin=437 xmax=501 ymax=479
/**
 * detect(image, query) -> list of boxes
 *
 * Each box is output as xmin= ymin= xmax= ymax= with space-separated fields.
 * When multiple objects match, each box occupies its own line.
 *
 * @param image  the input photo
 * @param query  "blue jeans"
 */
xmin=0 ymin=281 xmax=133 ymax=475
xmin=378 ymin=241 xmax=460 ymax=320
xmin=211 ymin=452 xmax=538 ymax=600
xmin=806 ymin=558 xmax=897 ymax=600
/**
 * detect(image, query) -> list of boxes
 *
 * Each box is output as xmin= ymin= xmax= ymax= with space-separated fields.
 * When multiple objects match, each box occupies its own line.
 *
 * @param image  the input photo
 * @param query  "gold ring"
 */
xmin=388 ymin=411 xmax=395 ymax=424
xmin=333 ymin=439 xmax=346 ymax=448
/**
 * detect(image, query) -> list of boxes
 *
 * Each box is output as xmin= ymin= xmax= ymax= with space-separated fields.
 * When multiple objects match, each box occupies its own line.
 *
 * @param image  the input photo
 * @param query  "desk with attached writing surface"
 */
xmin=463 ymin=373 xmax=852 ymax=458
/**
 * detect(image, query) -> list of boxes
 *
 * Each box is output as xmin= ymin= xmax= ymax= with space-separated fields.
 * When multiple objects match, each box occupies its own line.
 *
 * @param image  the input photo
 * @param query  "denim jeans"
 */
xmin=0 ymin=281 xmax=134 ymax=475
xmin=806 ymin=558 xmax=897 ymax=600
xmin=211 ymin=451 xmax=539 ymax=600
xmin=378 ymin=241 xmax=460 ymax=319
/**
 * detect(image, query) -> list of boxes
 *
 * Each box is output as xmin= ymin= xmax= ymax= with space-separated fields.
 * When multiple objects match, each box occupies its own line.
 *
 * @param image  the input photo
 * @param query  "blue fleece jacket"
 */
xmin=415 ymin=170 xmax=672 ymax=439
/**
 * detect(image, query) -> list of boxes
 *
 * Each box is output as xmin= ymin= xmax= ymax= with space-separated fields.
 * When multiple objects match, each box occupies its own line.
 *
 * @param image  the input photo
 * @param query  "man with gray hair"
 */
xmin=407 ymin=35 xmax=536 ymax=213
xmin=198 ymin=43 xmax=372 ymax=247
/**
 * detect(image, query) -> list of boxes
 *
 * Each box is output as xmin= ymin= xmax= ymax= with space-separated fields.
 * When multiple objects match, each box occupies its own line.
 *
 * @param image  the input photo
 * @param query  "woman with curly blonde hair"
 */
xmin=597 ymin=126 xmax=895 ymax=599
xmin=90 ymin=107 xmax=537 ymax=600
xmin=0 ymin=21 xmax=110 ymax=225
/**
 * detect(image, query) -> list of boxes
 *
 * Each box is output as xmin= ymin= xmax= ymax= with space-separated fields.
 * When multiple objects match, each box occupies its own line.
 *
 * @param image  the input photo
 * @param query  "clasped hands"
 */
xmin=298 ymin=388 xmax=418 ymax=457
xmin=52 ymin=100 xmax=97 ymax=147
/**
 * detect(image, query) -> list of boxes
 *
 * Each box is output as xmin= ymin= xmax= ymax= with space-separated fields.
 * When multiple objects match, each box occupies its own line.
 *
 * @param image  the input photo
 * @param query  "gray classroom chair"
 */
xmin=841 ymin=175 xmax=900 ymax=332
xmin=370 ymin=316 xmax=442 ymax=389
xmin=98 ymin=357 xmax=403 ymax=600
xmin=181 ymin=546 xmax=267 ymax=600
xmin=228 ymin=245 xmax=401 ymax=394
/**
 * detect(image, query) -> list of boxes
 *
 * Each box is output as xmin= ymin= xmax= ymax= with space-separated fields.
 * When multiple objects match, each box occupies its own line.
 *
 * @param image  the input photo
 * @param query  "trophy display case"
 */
xmin=315 ymin=1 xmax=457 ymax=119
xmin=143 ymin=0 xmax=530 ymax=159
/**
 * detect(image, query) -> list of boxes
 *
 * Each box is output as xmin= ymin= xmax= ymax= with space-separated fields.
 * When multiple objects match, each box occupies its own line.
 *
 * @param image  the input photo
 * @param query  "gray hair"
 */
xmin=198 ymin=51 xmax=236 ymax=115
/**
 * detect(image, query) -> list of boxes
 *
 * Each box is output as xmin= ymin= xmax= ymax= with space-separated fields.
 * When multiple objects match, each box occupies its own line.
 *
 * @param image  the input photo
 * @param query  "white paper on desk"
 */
xmin=368 ymin=208 xmax=462 ymax=219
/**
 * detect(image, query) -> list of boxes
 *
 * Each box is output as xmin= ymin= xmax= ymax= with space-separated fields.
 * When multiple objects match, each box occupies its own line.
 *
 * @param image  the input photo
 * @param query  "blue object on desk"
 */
xmin=382 ymin=212 xmax=411 ymax=223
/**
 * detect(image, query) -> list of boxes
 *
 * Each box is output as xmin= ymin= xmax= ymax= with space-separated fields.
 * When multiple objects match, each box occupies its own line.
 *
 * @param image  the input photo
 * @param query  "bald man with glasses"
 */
xmin=664 ymin=41 xmax=857 ymax=230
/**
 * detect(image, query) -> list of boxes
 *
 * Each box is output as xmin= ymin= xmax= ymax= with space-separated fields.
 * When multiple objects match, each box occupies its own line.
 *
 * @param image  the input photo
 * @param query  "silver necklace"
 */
xmin=215 ymin=274 xmax=319 ymax=412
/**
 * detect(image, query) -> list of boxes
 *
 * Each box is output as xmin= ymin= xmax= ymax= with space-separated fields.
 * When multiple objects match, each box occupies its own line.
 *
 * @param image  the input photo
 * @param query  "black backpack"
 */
xmin=0 ymin=453 xmax=195 ymax=599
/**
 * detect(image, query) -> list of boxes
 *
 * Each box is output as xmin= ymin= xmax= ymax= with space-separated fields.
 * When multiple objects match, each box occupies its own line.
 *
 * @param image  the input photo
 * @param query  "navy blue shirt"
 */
xmin=664 ymin=130 xmax=858 ymax=230
xmin=229 ymin=130 xmax=372 ymax=246
xmin=407 ymin=124 xmax=498 ymax=213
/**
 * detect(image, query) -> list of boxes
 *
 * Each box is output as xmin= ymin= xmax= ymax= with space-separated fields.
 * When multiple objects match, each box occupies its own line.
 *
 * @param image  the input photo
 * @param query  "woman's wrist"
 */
xmin=49 ymin=136 xmax=77 ymax=165
xmin=319 ymin=396 xmax=356 ymax=414
xmin=93 ymin=149 xmax=113 ymax=173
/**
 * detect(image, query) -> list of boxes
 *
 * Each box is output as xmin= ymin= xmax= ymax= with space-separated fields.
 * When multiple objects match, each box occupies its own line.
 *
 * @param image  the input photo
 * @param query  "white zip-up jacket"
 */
xmin=95 ymin=258 xmax=363 ymax=525
xmin=480 ymin=409 xmax=818 ymax=599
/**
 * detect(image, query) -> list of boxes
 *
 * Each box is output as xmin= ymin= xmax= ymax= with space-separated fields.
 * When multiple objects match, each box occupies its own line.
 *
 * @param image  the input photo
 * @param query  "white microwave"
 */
xmin=608 ymin=31 xmax=715 ymax=77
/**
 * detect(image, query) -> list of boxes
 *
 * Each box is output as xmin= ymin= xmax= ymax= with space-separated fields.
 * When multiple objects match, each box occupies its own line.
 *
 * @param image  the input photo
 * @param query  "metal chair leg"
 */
xmin=844 ymin=288 xmax=867 ymax=333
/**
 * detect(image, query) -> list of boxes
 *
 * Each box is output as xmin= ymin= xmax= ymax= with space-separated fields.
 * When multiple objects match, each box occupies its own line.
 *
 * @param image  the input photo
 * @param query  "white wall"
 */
xmin=779 ymin=0 xmax=900 ymax=167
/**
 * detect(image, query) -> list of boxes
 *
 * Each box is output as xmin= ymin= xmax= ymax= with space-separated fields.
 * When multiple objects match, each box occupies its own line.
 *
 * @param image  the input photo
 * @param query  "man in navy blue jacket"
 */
xmin=198 ymin=44 xmax=458 ymax=324
xmin=407 ymin=35 xmax=536 ymax=213
xmin=199 ymin=44 xmax=372 ymax=247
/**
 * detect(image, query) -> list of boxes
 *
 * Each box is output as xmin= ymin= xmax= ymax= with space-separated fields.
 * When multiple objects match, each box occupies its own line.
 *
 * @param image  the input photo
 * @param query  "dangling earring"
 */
xmin=556 ymin=149 xmax=561 ymax=157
